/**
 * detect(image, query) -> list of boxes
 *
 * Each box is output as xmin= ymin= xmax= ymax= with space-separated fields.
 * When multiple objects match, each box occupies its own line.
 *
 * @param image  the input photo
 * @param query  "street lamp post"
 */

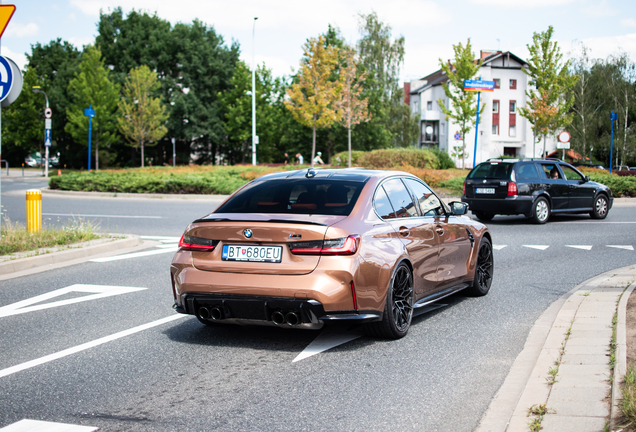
xmin=31 ymin=86 xmax=50 ymax=178
xmin=252 ymin=17 xmax=258 ymax=166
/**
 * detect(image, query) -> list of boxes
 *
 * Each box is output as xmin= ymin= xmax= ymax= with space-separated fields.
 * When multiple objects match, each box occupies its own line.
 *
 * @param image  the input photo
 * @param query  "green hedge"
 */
xmin=332 ymin=148 xmax=440 ymax=169
xmin=589 ymin=173 xmax=636 ymax=197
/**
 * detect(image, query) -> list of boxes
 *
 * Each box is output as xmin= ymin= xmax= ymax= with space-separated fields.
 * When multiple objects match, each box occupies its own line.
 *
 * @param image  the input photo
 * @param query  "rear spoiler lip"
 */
xmin=192 ymin=218 xmax=328 ymax=227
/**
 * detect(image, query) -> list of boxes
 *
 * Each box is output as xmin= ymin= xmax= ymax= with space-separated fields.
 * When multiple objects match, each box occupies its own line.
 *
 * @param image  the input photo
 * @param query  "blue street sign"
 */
xmin=464 ymin=79 xmax=495 ymax=92
xmin=45 ymin=128 xmax=52 ymax=147
xmin=84 ymin=107 xmax=95 ymax=117
xmin=0 ymin=55 xmax=14 ymax=102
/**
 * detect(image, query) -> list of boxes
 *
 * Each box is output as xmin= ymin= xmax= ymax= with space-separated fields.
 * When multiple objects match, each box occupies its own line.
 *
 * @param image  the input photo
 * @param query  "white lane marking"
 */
xmin=43 ymin=213 xmax=162 ymax=219
xmin=293 ymin=326 xmax=363 ymax=363
xmin=0 ymin=419 xmax=97 ymax=431
xmin=522 ymin=245 xmax=550 ymax=250
xmin=565 ymin=245 xmax=593 ymax=250
xmin=0 ymin=315 xmax=186 ymax=379
xmin=90 ymin=247 xmax=178 ymax=262
xmin=140 ymin=235 xmax=180 ymax=242
xmin=493 ymin=245 xmax=507 ymax=250
xmin=607 ymin=245 xmax=634 ymax=250
xmin=563 ymin=221 xmax=636 ymax=224
xmin=155 ymin=244 xmax=180 ymax=249
xmin=0 ymin=285 xmax=147 ymax=319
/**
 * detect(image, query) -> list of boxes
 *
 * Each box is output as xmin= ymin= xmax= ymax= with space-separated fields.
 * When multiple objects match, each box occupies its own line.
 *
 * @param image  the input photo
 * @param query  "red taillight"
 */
xmin=289 ymin=235 xmax=360 ymax=256
xmin=178 ymin=233 xmax=217 ymax=251
xmin=351 ymin=281 xmax=358 ymax=310
xmin=507 ymin=182 xmax=517 ymax=196
xmin=463 ymin=181 xmax=466 ymax=196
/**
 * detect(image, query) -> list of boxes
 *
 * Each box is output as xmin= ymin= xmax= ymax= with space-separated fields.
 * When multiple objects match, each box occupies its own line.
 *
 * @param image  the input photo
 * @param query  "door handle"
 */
xmin=435 ymin=226 xmax=444 ymax=236
xmin=399 ymin=227 xmax=410 ymax=237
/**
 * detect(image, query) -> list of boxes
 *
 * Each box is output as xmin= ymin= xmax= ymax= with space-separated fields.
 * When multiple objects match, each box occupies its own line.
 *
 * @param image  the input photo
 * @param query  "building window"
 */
xmin=413 ymin=101 xmax=419 ymax=114
xmin=510 ymin=79 xmax=517 ymax=89
xmin=494 ymin=79 xmax=500 ymax=89
xmin=503 ymin=147 xmax=517 ymax=157
xmin=509 ymin=125 xmax=517 ymax=137
xmin=492 ymin=100 xmax=499 ymax=113
xmin=510 ymin=100 xmax=517 ymax=114
xmin=492 ymin=124 xmax=499 ymax=135
xmin=427 ymin=101 xmax=433 ymax=111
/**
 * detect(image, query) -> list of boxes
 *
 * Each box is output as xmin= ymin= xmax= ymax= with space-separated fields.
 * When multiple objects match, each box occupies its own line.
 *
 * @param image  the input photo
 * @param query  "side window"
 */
xmin=540 ymin=164 xmax=562 ymax=180
xmin=560 ymin=165 xmax=584 ymax=181
xmin=516 ymin=164 xmax=539 ymax=180
xmin=374 ymin=186 xmax=396 ymax=220
xmin=382 ymin=178 xmax=418 ymax=218
xmin=404 ymin=178 xmax=443 ymax=217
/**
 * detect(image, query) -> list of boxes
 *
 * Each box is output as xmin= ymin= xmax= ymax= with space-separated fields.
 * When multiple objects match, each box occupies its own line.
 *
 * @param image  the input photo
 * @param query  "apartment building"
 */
xmin=406 ymin=51 xmax=558 ymax=166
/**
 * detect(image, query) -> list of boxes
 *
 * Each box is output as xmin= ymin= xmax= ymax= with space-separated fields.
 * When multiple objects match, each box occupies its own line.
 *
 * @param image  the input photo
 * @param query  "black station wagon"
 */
xmin=462 ymin=158 xmax=614 ymax=224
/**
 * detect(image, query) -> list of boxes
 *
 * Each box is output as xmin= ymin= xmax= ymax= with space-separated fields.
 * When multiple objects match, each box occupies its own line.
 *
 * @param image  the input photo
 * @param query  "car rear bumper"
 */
xmin=462 ymin=195 xmax=534 ymax=216
xmin=174 ymin=293 xmax=381 ymax=327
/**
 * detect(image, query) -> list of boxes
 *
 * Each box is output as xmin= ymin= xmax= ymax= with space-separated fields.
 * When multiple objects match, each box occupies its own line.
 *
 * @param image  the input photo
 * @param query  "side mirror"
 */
xmin=449 ymin=201 xmax=469 ymax=216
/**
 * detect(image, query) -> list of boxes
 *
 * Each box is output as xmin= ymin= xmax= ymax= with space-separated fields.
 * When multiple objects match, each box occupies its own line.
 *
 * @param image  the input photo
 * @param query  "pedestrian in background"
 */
xmin=313 ymin=152 xmax=324 ymax=165
xmin=296 ymin=153 xmax=304 ymax=164
xmin=284 ymin=152 xmax=289 ymax=165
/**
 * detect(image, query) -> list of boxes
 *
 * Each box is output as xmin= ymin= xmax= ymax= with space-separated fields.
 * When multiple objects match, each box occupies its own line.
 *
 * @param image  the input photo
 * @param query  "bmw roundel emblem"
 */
xmin=243 ymin=229 xmax=253 ymax=239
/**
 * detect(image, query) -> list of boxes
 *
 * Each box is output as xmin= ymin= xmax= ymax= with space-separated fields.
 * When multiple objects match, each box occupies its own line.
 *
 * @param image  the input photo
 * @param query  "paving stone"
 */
xmin=560 ymin=354 xmax=610 ymax=366
xmin=564 ymin=345 xmax=610 ymax=355
xmin=540 ymin=414 xmax=608 ymax=432
xmin=546 ymin=385 xmax=610 ymax=417
xmin=566 ymin=337 xmax=612 ymax=347
xmin=568 ymin=329 xmax=613 ymax=340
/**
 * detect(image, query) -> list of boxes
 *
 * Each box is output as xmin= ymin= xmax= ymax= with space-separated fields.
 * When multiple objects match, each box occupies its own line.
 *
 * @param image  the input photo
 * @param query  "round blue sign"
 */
xmin=0 ymin=55 xmax=14 ymax=102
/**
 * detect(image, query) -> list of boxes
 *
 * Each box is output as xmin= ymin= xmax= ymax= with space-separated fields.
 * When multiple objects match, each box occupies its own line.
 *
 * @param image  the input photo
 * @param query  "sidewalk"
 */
xmin=477 ymin=264 xmax=636 ymax=431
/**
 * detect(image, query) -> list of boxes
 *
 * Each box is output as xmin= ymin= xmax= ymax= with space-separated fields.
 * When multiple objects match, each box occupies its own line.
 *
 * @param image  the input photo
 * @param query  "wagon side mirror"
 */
xmin=449 ymin=201 xmax=469 ymax=216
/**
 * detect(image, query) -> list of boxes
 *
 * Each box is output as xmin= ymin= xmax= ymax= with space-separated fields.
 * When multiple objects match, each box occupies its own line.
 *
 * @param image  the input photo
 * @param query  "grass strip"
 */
xmin=0 ymin=217 xmax=100 ymax=256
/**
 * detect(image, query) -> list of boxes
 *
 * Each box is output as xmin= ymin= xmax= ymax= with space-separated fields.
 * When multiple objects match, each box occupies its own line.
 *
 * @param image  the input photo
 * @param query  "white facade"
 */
xmin=408 ymin=51 xmax=558 ymax=167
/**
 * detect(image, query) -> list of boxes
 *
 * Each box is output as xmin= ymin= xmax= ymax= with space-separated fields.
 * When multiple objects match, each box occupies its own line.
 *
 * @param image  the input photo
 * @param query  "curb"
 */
xmin=41 ymin=188 xmax=230 ymax=201
xmin=0 ymin=234 xmax=140 ymax=279
xmin=476 ymin=264 xmax=636 ymax=432
xmin=611 ymin=281 xmax=636 ymax=429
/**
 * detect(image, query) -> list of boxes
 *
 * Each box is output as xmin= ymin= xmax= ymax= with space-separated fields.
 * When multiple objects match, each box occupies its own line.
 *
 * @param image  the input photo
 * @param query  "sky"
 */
xmin=2 ymin=0 xmax=636 ymax=84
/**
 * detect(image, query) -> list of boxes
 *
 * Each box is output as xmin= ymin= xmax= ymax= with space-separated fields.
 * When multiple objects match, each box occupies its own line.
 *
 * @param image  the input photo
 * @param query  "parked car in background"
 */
xmin=462 ymin=158 xmax=613 ymax=224
xmin=613 ymin=165 xmax=630 ymax=172
xmin=572 ymin=162 xmax=606 ymax=170
xmin=171 ymin=168 xmax=493 ymax=339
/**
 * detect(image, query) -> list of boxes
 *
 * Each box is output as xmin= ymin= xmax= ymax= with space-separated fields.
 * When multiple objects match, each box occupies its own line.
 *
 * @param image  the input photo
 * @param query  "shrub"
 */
xmin=429 ymin=148 xmax=456 ymax=169
xmin=361 ymin=148 xmax=438 ymax=169
xmin=332 ymin=151 xmax=366 ymax=167
xmin=616 ymin=170 xmax=636 ymax=177
xmin=589 ymin=173 xmax=636 ymax=197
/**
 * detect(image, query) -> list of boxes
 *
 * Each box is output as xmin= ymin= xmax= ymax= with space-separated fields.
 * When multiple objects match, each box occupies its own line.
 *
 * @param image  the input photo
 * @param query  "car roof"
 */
xmin=256 ymin=168 xmax=414 ymax=182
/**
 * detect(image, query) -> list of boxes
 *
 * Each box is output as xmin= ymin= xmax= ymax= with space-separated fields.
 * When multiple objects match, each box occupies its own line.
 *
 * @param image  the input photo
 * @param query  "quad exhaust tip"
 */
xmin=271 ymin=310 xmax=301 ymax=326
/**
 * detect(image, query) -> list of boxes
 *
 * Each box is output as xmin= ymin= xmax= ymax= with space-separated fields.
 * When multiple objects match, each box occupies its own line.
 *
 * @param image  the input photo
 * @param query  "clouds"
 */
xmin=581 ymin=0 xmax=619 ymax=17
xmin=5 ymin=22 xmax=39 ymax=38
xmin=579 ymin=33 xmax=636 ymax=61
xmin=468 ymin=0 xmax=573 ymax=7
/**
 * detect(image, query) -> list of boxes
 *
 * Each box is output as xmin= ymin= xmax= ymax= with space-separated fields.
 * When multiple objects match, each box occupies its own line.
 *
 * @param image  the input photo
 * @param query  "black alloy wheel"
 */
xmin=467 ymin=237 xmax=493 ymax=296
xmin=366 ymin=263 xmax=414 ymax=339
xmin=590 ymin=195 xmax=609 ymax=219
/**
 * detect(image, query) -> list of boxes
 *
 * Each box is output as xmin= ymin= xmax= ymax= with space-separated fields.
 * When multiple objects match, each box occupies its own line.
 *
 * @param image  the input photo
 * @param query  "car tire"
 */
xmin=474 ymin=212 xmax=494 ymax=222
xmin=531 ymin=197 xmax=550 ymax=224
xmin=590 ymin=195 xmax=609 ymax=219
xmin=466 ymin=237 xmax=493 ymax=297
xmin=365 ymin=263 xmax=414 ymax=339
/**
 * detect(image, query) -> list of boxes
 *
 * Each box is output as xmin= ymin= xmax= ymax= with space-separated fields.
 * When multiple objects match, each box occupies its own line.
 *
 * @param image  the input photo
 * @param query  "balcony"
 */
xmin=421 ymin=110 xmax=441 ymax=121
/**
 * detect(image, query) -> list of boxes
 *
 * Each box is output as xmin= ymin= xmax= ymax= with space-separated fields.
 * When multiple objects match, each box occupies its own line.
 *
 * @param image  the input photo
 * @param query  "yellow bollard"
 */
xmin=26 ymin=189 xmax=42 ymax=233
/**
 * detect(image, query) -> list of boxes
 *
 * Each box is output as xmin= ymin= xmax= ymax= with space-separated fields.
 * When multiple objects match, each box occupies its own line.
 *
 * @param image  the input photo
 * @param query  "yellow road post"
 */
xmin=26 ymin=189 xmax=42 ymax=233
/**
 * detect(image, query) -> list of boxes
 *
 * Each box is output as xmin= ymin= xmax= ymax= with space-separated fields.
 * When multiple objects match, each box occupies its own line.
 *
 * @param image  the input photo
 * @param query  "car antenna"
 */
xmin=305 ymin=168 xmax=316 ymax=178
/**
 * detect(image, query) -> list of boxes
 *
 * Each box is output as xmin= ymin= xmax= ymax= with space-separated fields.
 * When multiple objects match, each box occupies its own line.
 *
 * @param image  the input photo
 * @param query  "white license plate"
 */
xmin=222 ymin=245 xmax=282 ymax=263
xmin=475 ymin=188 xmax=495 ymax=194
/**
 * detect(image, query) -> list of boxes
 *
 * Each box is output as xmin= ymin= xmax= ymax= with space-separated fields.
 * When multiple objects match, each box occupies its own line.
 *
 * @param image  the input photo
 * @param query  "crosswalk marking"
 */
xmin=140 ymin=235 xmax=180 ymax=242
xmin=607 ymin=245 xmax=635 ymax=250
xmin=293 ymin=326 xmax=363 ymax=363
xmin=523 ymin=245 xmax=550 ymax=250
xmin=90 ymin=247 xmax=178 ymax=262
xmin=493 ymin=245 xmax=507 ymax=250
xmin=565 ymin=245 xmax=593 ymax=250
xmin=0 ymin=419 xmax=97 ymax=431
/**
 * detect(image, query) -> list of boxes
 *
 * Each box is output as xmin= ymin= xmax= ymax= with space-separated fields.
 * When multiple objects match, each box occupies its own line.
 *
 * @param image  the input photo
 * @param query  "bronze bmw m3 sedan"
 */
xmin=170 ymin=168 xmax=493 ymax=339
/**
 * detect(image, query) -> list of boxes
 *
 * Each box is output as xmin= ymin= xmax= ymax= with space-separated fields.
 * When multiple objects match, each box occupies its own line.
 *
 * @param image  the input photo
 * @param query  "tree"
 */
xmin=336 ymin=47 xmax=370 ymax=167
xmin=604 ymin=53 xmax=636 ymax=168
xmin=285 ymin=35 xmax=342 ymax=167
xmin=1 ymin=67 xmax=44 ymax=164
xmin=27 ymin=39 xmax=81 ymax=167
xmin=436 ymin=38 xmax=483 ymax=169
xmin=569 ymin=45 xmax=604 ymax=161
xmin=65 ymin=45 xmax=120 ymax=170
xmin=518 ymin=26 xmax=577 ymax=159
xmin=117 ymin=66 xmax=168 ymax=167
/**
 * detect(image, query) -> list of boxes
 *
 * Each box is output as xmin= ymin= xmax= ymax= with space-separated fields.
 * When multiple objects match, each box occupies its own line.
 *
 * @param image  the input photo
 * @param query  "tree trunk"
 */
xmin=311 ymin=126 xmax=316 ymax=168
xmin=348 ymin=127 xmax=352 ymax=168
xmin=96 ymin=139 xmax=99 ymax=171
xmin=141 ymin=142 xmax=145 ymax=168
xmin=542 ymin=136 xmax=546 ymax=160
xmin=532 ymin=130 xmax=536 ymax=159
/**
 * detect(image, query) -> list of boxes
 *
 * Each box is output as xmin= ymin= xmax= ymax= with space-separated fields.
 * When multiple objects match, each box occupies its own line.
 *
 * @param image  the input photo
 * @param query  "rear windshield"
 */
xmin=214 ymin=179 xmax=365 ymax=216
xmin=468 ymin=162 xmax=514 ymax=179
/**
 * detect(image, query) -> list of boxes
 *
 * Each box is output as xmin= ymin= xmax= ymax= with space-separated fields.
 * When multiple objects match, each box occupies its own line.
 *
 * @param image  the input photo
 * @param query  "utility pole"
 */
xmin=251 ymin=17 xmax=258 ymax=166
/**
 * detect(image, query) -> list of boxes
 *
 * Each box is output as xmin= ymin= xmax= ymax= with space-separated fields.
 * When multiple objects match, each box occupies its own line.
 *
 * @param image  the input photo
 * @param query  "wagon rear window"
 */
xmin=468 ymin=163 xmax=514 ymax=180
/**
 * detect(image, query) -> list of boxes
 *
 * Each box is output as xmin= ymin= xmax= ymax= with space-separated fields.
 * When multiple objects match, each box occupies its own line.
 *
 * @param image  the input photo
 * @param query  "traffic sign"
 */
xmin=558 ymin=131 xmax=571 ymax=143
xmin=454 ymin=132 xmax=462 ymax=141
xmin=0 ymin=55 xmax=14 ymax=102
xmin=84 ymin=107 xmax=95 ymax=117
xmin=464 ymin=79 xmax=495 ymax=92
xmin=45 ymin=128 xmax=52 ymax=147
xmin=45 ymin=107 xmax=52 ymax=119
xmin=0 ymin=5 xmax=16 ymax=39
